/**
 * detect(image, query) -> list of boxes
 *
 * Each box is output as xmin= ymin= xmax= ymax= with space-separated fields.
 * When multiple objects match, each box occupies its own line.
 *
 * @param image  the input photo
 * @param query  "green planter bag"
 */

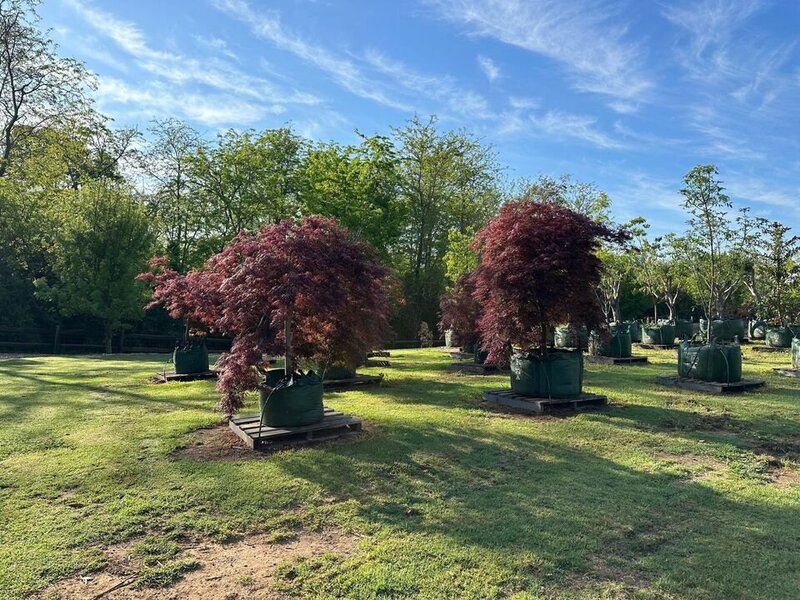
xmin=259 ymin=370 xmax=324 ymax=427
xmin=510 ymin=349 xmax=583 ymax=398
xmin=674 ymin=320 xmax=693 ymax=340
xmin=589 ymin=327 xmax=632 ymax=358
xmin=642 ymin=324 xmax=675 ymax=345
xmin=678 ymin=341 xmax=742 ymax=383
xmin=626 ymin=321 xmax=642 ymax=343
xmin=554 ymin=325 xmax=588 ymax=349
xmin=444 ymin=329 xmax=459 ymax=348
xmin=324 ymin=365 xmax=356 ymax=380
xmin=792 ymin=338 xmax=799 ymax=370
xmin=766 ymin=327 xmax=793 ymax=348
xmin=474 ymin=348 xmax=489 ymax=365
xmin=748 ymin=320 xmax=767 ymax=340
xmin=173 ymin=340 xmax=210 ymax=374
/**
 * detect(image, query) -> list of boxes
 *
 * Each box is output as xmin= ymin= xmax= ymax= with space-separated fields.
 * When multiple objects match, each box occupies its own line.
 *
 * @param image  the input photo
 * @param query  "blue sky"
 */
xmin=41 ymin=0 xmax=800 ymax=234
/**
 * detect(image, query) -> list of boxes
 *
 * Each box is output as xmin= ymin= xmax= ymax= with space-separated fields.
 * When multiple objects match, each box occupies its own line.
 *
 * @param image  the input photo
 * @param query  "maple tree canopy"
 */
xmin=140 ymin=216 xmax=393 ymax=413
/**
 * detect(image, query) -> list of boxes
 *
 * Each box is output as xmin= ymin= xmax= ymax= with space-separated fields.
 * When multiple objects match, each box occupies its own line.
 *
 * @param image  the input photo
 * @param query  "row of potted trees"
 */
xmin=145 ymin=203 xmax=796 ymax=424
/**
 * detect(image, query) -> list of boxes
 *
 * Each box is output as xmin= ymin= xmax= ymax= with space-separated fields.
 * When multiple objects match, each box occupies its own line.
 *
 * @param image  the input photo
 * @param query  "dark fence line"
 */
xmin=0 ymin=326 xmax=444 ymax=354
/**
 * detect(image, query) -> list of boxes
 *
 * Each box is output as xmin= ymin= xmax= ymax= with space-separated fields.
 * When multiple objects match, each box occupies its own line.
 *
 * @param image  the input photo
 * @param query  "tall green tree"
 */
xmin=0 ymin=0 xmax=94 ymax=177
xmin=190 ymin=128 xmax=306 ymax=252
xmin=301 ymin=134 xmax=404 ymax=260
xmin=37 ymin=181 xmax=154 ymax=353
xmin=143 ymin=118 xmax=204 ymax=272
xmin=755 ymin=221 xmax=800 ymax=324
xmin=679 ymin=165 xmax=747 ymax=336
xmin=519 ymin=174 xmax=612 ymax=224
xmin=393 ymin=116 xmax=501 ymax=335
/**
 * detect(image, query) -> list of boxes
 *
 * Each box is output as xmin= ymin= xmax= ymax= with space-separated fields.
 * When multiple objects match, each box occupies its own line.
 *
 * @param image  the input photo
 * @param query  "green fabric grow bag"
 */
xmin=590 ymin=329 xmax=632 ymax=358
xmin=792 ymin=338 xmax=799 ymax=370
xmin=626 ymin=322 xmax=642 ymax=343
xmin=748 ymin=320 xmax=767 ymax=340
xmin=324 ymin=365 xmax=356 ymax=380
xmin=699 ymin=319 xmax=745 ymax=341
xmin=554 ymin=325 xmax=589 ymax=349
xmin=674 ymin=320 xmax=693 ymax=340
xmin=473 ymin=347 xmax=489 ymax=364
xmin=259 ymin=371 xmax=324 ymax=427
xmin=766 ymin=327 xmax=793 ymax=348
xmin=173 ymin=341 xmax=209 ymax=374
xmin=510 ymin=349 xmax=583 ymax=398
xmin=678 ymin=341 xmax=742 ymax=383
xmin=641 ymin=324 xmax=675 ymax=345
xmin=789 ymin=324 xmax=800 ymax=337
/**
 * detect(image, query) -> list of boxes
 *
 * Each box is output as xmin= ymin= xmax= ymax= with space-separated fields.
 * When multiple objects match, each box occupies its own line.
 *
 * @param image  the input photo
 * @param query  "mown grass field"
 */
xmin=1 ymin=347 xmax=799 ymax=599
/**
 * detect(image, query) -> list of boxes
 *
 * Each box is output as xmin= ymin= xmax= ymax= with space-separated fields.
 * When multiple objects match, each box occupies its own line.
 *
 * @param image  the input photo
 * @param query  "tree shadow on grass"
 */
xmin=267 ymin=420 xmax=800 ymax=598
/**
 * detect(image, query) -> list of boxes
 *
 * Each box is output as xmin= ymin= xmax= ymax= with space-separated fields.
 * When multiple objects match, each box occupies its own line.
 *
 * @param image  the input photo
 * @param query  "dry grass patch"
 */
xmin=37 ymin=529 xmax=360 ymax=600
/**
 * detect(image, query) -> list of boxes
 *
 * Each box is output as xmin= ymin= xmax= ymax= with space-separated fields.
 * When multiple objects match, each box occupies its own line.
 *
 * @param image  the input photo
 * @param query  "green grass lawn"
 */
xmin=1 ymin=347 xmax=799 ymax=599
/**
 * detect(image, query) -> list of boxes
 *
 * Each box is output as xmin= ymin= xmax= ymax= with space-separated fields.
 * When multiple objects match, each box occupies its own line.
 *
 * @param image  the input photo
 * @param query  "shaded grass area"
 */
xmin=0 ymin=346 xmax=799 ymax=599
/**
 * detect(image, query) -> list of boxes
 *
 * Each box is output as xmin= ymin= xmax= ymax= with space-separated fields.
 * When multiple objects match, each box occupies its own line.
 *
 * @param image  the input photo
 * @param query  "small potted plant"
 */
xmin=141 ymin=217 xmax=392 ymax=421
xmin=439 ymin=272 xmax=488 ymax=364
xmin=473 ymin=200 xmax=623 ymax=397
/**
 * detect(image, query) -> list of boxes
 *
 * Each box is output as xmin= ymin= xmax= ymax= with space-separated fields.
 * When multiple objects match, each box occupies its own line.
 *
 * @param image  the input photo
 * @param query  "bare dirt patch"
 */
xmin=657 ymin=452 xmax=728 ymax=480
xmin=173 ymin=426 xmax=257 ymax=462
xmin=173 ymin=422 xmax=367 ymax=461
xmin=38 ymin=529 xmax=360 ymax=600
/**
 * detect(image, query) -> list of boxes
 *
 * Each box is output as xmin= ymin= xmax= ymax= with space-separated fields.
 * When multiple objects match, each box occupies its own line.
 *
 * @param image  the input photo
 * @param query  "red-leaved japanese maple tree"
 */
xmin=473 ymin=201 xmax=624 ymax=364
xmin=439 ymin=272 xmax=481 ymax=351
xmin=140 ymin=217 xmax=393 ymax=414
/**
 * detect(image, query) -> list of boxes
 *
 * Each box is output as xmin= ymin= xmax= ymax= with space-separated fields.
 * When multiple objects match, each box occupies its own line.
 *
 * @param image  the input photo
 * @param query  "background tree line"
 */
xmin=1 ymin=0 xmax=797 ymax=352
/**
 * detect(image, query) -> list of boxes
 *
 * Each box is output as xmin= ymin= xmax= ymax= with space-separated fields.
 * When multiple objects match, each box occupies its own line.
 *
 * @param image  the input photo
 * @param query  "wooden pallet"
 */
xmin=323 ymin=374 xmax=383 ymax=390
xmin=656 ymin=375 xmax=765 ymax=394
xmin=449 ymin=363 xmax=508 ymax=375
xmin=364 ymin=359 xmax=391 ymax=368
xmin=152 ymin=370 xmax=217 ymax=383
xmin=773 ymin=368 xmax=800 ymax=378
xmin=585 ymin=355 xmax=648 ymax=365
xmin=367 ymin=350 xmax=390 ymax=358
xmin=229 ymin=407 xmax=362 ymax=450
xmin=449 ymin=351 xmax=474 ymax=360
xmin=752 ymin=346 xmax=789 ymax=353
xmin=635 ymin=343 xmax=676 ymax=350
xmin=483 ymin=390 xmax=607 ymax=414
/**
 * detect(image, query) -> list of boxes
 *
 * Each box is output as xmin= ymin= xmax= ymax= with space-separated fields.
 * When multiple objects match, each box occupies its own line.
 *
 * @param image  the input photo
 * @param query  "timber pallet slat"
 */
xmin=449 ymin=352 xmax=474 ymax=360
xmin=773 ymin=368 xmax=800 ymax=378
xmin=152 ymin=370 xmax=218 ymax=383
xmin=364 ymin=360 xmax=391 ymax=368
xmin=655 ymin=375 xmax=765 ymax=394
xmin=585 ymin=355 xmax=649 ymax=366
xmin=635 ymin=343 xmax=676 ymax=350
xmin=752 ymin=346 xmax=790 ymax=353
xmin=323 ymin=374 xmax=384 ymax=390
xmin=229 ymin=407 xmax=362 ymax=450
xmin=367 ymin=351 xmax=391 ymax=358
xmin=449 ymin=363 xmax=509 ymax=375
xmin=483 ymin=390 xmax=607 ymax=414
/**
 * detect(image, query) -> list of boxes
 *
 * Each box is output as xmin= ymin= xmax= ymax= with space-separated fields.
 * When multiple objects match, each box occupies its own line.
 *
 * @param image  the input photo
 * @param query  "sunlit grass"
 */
xmin=0 ymin=346 xmax=798 ymax=598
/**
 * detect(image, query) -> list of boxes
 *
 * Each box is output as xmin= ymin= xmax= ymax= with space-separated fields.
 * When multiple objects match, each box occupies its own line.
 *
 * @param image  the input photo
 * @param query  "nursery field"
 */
xmin=1 ymin=348 xmax=799 ymax=600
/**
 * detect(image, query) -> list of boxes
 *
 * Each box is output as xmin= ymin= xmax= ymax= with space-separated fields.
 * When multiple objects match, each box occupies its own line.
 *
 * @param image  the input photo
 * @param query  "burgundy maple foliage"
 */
xmin=473 ymin=201 xmax=624 ymax=363
xmin=438 ymin=272 xmax=481 ymax=351
xmin=141 ymin=217 xmax=393 ymax=414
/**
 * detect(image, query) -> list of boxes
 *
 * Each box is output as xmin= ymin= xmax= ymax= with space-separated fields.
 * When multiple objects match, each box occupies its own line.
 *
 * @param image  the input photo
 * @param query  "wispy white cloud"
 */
xmin=364 ymin=50 xmax=491 ymax=119
xmin=96 ymin=77 xmax=284 ymax=125
xmin=530 ymin=110 xmax=624 ymax=149
xmin=211 ymin=0 xmax=412 ymax=111
xmin=425 ymin=0 xmax=651 ymax=104
xmin=477 ymin=54 xmax=500 ymax=81
xmin=725 ymin=174 xmax=800 ymax=215
xmin=63 ymin=0 xmax=319 ymax=126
